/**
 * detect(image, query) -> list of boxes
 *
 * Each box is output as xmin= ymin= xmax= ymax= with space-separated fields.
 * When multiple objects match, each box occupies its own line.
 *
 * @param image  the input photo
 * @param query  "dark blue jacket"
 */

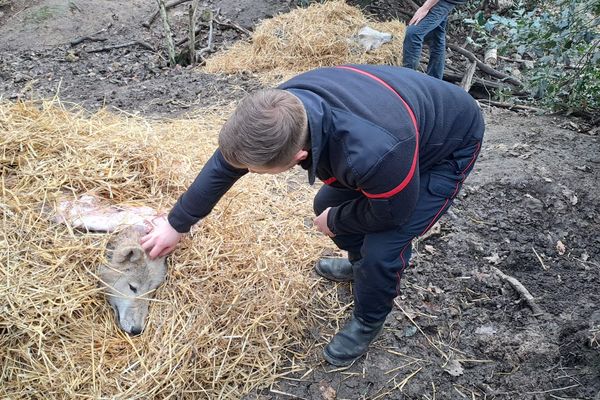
xmin=168 ymin=65 xmax=484 ymax=234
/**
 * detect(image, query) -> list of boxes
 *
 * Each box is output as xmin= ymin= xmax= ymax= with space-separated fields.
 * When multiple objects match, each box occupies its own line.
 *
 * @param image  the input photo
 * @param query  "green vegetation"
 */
xmin=466 ymin=0 xmax=599 ymax=115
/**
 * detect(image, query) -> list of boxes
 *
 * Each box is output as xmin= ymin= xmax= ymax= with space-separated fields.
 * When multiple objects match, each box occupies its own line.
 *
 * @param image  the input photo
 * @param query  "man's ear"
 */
xmin=294 ymin=150 xmax=309 ymax=163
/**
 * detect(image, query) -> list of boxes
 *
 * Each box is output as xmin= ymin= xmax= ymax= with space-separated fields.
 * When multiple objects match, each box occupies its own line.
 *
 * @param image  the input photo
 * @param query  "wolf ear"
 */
xmin=112 ymin=246 xmax=144 ymax=264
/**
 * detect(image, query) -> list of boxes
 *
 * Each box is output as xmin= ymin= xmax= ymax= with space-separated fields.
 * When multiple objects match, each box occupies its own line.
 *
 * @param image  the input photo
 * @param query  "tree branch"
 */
xmin=448 ymin=43 xmax=524 ymax=87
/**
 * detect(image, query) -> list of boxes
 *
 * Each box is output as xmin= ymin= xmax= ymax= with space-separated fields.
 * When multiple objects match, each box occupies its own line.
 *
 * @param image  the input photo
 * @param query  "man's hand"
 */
xmin=314 ymin=207 xmax=335 ymax=237
xmin=409 ymin=6 xmax=430 ymax=25
xmin=140 ymin=216 xmax=182 ymax=259
xmin=409 ymin=0 xmax=439 ymax=25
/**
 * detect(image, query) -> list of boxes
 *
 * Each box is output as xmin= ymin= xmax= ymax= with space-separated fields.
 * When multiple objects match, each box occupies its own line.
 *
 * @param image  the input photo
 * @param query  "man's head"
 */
xmin=219 ymin=89 xmax=309 ymax=173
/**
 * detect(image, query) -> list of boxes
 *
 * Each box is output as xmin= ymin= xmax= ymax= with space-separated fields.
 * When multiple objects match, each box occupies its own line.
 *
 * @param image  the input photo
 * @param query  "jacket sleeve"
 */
xmin=326 ymin=140 xmax=420 ymax=235
xmin=168 ymin=149 xmax=248 ymax=233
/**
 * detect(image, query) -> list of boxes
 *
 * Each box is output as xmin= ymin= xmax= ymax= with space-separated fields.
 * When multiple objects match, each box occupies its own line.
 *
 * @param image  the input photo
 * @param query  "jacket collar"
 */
xmin=287 ymin=89 xmax=332 ymax=185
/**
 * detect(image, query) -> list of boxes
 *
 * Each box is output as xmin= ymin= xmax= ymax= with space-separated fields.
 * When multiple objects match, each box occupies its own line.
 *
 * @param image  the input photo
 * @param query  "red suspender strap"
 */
xmin=335 ymin=65 xmax=420 ymax=199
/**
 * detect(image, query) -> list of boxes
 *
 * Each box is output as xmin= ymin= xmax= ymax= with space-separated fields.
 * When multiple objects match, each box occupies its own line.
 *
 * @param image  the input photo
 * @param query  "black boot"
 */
xmin=323 ymin=314 xmax=385 ymax=366
xmin=314 ymin=253 xmax=361 ymax=282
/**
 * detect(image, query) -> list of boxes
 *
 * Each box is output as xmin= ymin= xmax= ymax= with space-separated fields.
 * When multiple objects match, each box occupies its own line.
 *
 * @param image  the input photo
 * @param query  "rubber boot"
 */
xmin=314 ymin=252 xmax=361 ymax=282
xmin=323 ymin=314 xmax=385 ymax=366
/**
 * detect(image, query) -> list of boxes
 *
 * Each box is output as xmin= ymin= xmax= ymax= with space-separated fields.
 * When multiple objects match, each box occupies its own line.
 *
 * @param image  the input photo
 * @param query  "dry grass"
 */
xmin=0 ymin=99 xmax=349 ymax=399
xmin=203 ymin=0 xmax=405 ymax=76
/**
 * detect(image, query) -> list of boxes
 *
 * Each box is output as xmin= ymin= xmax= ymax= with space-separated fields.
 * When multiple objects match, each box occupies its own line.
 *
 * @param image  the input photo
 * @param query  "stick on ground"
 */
xmin=492 ymin=267 xmax=545 ymax=316
xmin=86 ymin=41 xmax=155 ymax=53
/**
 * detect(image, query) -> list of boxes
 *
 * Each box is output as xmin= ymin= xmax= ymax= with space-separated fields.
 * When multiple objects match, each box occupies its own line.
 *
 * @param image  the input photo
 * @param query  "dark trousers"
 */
xmin=402 ymin=0 xmax=455 ymax=79
xmin=313 ymin=140 xmax=481 ymax=323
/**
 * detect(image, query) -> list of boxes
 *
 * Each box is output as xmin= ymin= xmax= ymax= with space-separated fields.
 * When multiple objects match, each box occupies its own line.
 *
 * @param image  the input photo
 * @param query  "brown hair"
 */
xmin=218 ymin=89 xmax=308 ymax=168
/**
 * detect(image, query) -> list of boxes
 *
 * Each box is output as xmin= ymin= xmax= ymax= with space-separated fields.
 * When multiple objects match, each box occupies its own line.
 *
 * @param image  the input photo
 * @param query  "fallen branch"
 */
xmin=214 ymin=16 xmax=251 ymax=36
xmin=70 ymin=23 xmax=113 ymax=46
xmin=142 ymin=0 xmax=191 ymax=28
xmin=477 ymin=99 xmax=544 ymax=113
xmin=87 ymin=41 xmax=155 ymax=53
xmin=444 ymin=71 xmax=514 ymax=92
xmin=492 ymin=267 xmax=544 ymax=316
xmin=157 ymin=0 xmax=177 ymax=66
xmin=448 ymin=43 xmax=524 ymax=87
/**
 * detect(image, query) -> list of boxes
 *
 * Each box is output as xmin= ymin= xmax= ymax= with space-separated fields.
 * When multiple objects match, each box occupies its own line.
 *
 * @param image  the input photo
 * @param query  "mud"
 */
xmin=1 ymin=0 xmax=598 ymax=398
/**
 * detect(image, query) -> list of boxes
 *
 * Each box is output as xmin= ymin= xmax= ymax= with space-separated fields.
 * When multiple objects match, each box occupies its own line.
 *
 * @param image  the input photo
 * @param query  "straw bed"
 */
xmin=0 ymin=100 xmax=347 ymax=398
xmin=204 ymin=0 xmax=406 ymax=75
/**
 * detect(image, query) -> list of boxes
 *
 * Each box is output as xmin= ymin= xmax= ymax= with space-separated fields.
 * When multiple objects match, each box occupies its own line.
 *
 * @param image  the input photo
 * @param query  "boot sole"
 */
xmin=322 ymin=346 xmax=358 ymax=367
xmin=314 ymin=263 xmax=353 ymax=283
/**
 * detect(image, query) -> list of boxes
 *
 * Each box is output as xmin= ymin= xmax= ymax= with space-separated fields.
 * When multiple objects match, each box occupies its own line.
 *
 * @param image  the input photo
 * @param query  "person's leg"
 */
xmin=313 ymin=185 xmax=364 ymax=281
xmin=424 ymin=15 xmax=449 ymax=79
xmin=323 ymin=139 xmax=482 ymax=366
xmin=403 ymin=1 xmax=453 ymax=72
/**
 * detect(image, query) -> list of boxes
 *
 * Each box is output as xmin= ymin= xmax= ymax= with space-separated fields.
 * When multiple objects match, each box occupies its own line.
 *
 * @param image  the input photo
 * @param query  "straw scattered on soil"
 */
xmin=204 ymin=0 xmax=406 ymax=75
xmin=0 ymin=99 xmax=348 ymax=399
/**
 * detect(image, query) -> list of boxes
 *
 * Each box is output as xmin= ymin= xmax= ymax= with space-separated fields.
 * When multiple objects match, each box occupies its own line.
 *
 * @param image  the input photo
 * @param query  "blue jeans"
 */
xmin=313 ymin=139 xmax=482 ymax=323
xmin=402 ymin=0 xmax=455 ymax=79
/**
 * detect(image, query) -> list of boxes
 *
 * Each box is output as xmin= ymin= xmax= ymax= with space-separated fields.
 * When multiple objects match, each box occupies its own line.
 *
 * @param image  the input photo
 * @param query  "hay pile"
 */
xmin=0 ymin=100 xmax=347 ymax=399
xmin=204 ymin=0 xmax=406 ymax=75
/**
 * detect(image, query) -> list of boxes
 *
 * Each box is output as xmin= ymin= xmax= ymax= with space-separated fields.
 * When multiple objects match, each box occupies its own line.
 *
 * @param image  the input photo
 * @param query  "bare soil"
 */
xmin=1 ymin=1 xmax=598 ymax=399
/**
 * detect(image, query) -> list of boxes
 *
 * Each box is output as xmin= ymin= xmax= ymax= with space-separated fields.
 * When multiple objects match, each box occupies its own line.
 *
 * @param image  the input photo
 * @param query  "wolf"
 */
xmin=98 ymin=225 xmax=167 ymax=335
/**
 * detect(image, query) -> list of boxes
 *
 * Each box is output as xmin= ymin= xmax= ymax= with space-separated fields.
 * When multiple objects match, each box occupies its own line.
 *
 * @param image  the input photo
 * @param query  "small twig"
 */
xmin=86 ymin=41 xmax=155 ymax=53
xmin=70 ymin=23 xmax=113 ymax=46
xmin=70 ymin=36 xmax=107 ymax=46
xmin=532 ymin=247 xmax=548 ymax=270
xmin=142 ymin=0 xmax=191 ymax=28
xmin=157 ymin=0 xmax=177 ymax=66
xmin=525 ymin=384 xmax=580 ymax=394
xmin=448 ymin=43 xmax=524 ymax=87
xmin=395 ymin=301 xmax=449 ymax=361
xmin=492 ymin=267 xmax=545 ymax=316
xmin=498 ymin=55 xmax=529 ymax=64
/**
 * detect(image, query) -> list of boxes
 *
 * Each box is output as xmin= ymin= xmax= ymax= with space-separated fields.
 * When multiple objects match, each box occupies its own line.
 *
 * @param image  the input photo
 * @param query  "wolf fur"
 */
xmin=98 ymin=225 xmax=167 ymax=335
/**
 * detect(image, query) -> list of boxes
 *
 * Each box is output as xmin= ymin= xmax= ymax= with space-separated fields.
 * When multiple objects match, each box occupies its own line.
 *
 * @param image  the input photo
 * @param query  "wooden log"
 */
xmin=460 ymin=60 xmax=477 ymax=92
xmin=484 ymin=47 xmax=497 ymax=65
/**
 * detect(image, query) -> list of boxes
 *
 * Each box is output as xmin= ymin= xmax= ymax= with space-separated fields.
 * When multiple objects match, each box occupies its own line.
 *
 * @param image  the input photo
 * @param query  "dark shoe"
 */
xmin=314 ymin=257 xmax=355 ymax=282
xmin=323 ymin=315 xmax=384 ymax=366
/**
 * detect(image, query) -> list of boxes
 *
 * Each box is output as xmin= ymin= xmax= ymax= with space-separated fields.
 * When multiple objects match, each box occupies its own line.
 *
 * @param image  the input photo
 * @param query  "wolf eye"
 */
xmin=129 ymin=284 xmax=138 ymax=293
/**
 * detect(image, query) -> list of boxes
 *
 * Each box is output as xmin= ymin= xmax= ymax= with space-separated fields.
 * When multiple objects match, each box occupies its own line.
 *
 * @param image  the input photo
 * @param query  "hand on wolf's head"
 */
xmin=140 ymin=216 xmax=182 ymax=260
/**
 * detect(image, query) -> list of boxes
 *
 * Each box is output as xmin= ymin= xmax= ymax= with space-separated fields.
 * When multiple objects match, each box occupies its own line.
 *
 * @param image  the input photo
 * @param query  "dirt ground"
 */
xmin=1 ymin=0 xmax=598 ymax=399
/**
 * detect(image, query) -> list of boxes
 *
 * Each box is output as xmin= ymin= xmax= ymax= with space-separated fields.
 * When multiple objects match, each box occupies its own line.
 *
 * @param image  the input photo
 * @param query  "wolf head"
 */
xmin=98 ymin=226 xmax=167 ymax=335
